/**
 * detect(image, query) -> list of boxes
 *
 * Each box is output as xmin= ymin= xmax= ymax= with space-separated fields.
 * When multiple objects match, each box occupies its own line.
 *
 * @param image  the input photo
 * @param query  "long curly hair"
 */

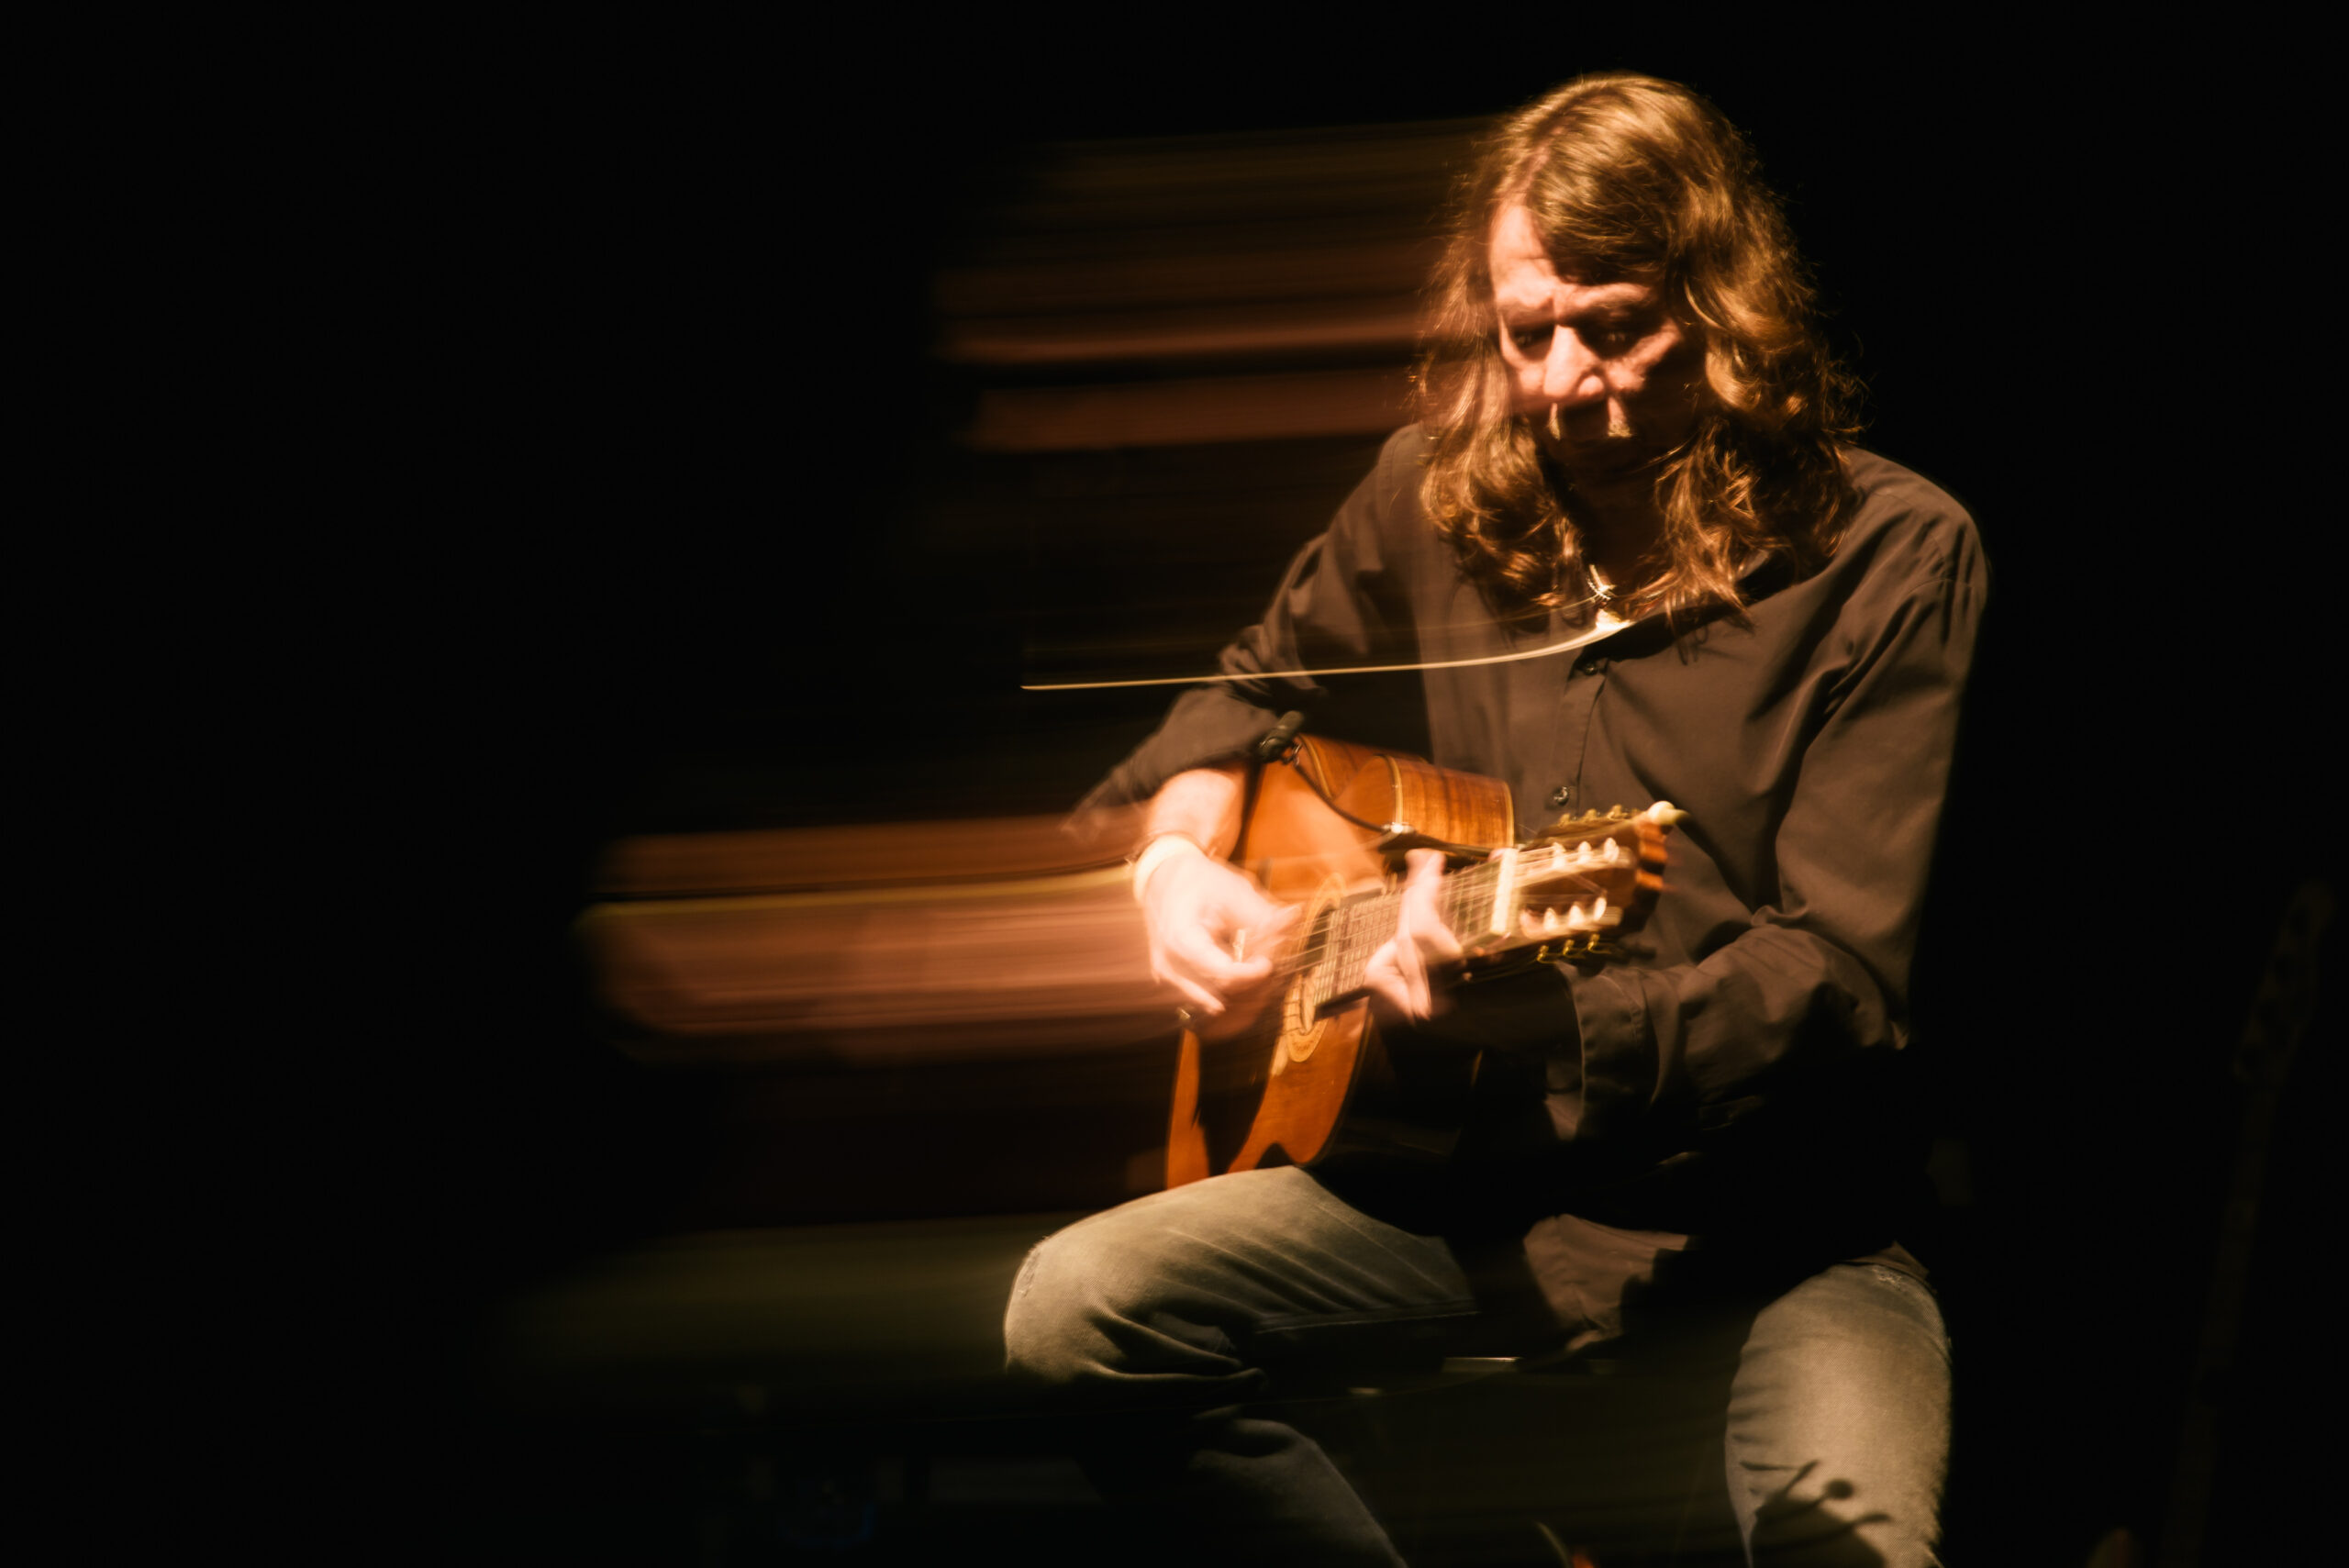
xmin=1414 ymin=74 xmax=1864 ymax=625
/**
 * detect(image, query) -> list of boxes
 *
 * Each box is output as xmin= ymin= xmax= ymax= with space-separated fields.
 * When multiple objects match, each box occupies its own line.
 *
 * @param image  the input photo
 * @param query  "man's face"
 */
xmin=1489 ymin=203 xmax=1703 ymax=483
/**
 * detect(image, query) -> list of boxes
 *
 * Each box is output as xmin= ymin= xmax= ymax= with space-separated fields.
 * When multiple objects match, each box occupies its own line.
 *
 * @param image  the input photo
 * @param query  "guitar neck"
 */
xmin=1306 ymin=840 xmax=1634 ymax=1009
xmin=1297 ymin=861 xmax=1493 ymax=1008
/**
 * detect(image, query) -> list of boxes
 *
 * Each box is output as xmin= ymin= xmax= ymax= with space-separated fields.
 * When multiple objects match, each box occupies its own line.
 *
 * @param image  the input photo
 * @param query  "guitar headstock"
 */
xmin=1464 ymin=802 xmax=1679 ymax=965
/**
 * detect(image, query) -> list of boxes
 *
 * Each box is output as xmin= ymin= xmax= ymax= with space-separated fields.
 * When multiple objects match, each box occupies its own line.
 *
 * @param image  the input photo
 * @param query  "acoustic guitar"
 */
xmin=1166 ymin=733 xmax=1678 ymax=1187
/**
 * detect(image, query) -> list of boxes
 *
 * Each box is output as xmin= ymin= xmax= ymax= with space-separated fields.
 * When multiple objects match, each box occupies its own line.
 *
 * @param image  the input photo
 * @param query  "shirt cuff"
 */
xmin=1130 ymin=832 xmax=1209 ymax=902
xmin=1554 ymin=966 xmax=1660 ymax=1117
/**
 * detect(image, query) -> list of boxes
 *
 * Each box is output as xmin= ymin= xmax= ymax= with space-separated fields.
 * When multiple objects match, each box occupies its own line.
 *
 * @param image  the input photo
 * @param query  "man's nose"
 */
xmin=1543 ymin=331 xmax=1607 ymax=407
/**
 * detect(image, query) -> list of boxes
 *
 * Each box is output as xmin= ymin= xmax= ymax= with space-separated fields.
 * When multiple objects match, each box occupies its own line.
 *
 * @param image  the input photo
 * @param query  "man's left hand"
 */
xmin=1364 ymin=848 xmax=1463 ymax=1023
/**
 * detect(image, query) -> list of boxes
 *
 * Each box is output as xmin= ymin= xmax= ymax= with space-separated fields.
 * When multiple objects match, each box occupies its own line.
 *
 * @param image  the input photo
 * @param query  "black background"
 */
xmin=169 ymin=17 xmax=2337 ymax=1562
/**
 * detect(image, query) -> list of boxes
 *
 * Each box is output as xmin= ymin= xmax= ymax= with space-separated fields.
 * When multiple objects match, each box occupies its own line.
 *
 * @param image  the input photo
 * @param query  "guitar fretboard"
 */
xmin=1297 ymin=859 xmax=1509 ymax=1015
xmin=1283 ymin=829 xmax=1644 ymax=1017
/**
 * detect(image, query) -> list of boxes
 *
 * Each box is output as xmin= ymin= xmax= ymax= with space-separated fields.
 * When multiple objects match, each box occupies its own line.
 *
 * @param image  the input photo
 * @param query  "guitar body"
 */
xmin=1165 ymin=736 xmax=1516 ymax=1187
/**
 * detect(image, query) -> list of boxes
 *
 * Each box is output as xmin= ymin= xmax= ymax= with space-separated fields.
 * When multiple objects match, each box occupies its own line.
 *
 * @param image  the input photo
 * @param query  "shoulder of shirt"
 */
xmin=1357 ymin=423 xmax=1434 ymax=507
xmin=1377 ymin=422 xmax=1434 ymax=469
xmin=1837 ymin=447 xmax=1986 ymax=583
xmin=1316 ymin=424 xmax=1440 ymax=563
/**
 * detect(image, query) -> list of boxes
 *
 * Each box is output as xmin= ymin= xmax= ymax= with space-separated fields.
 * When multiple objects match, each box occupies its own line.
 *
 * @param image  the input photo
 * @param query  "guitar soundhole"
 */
xmin=1282 ymin=903 xmax=1340 ymax=1063
xmin=1281 ymin=995 xmax=1321 ymax=1062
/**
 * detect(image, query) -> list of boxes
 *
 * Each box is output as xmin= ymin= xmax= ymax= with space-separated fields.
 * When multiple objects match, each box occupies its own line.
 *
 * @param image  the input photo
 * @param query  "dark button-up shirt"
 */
xmin=1083 ymin=426 xmax=1987 ymax=1343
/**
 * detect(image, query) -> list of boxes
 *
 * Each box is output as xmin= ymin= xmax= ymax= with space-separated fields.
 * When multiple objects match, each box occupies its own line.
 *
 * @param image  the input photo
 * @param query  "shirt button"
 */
xmin=1548 ymin=785 xmax=1574 ymax=809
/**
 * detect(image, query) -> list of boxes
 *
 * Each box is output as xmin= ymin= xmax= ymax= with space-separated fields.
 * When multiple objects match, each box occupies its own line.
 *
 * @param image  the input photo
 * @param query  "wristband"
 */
xmin=1130 ymin=832 xmax=1210 ymax=903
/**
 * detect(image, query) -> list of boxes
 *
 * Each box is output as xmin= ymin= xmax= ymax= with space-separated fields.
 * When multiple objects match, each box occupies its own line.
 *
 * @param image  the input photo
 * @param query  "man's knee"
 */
xmin=1002 ymin=1207 xmax=1220 ymax=1385
xmin=1727 ymin=1264 xmax=1951 ymax=1565
xmin=1003 ymin=1222 xmax=1119 ymax=1386
xmin=1005 ymin=1170 xmax=1433 ymax=1397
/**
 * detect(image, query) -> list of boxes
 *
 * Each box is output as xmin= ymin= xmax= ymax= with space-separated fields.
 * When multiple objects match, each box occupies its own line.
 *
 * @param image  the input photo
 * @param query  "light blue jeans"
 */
xmin=1004 ymin=1167 xmax=1948 ymax=1566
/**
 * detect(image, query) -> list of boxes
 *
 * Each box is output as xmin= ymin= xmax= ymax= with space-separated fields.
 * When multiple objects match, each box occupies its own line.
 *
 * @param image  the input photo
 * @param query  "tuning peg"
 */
xmin=1606 ymin=805 xmax=1628 ymax=819
xmin=1643 ymin=801 xmax=1687 ymax=826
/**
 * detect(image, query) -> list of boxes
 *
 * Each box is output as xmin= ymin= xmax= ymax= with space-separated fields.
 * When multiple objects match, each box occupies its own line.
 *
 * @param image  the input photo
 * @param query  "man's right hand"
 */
xmin=1138 ymin=840 xmax=1299 ymax=1040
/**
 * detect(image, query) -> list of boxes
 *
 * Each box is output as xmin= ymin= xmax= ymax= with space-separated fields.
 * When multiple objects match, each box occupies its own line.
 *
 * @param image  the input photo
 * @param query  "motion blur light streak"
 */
xmin=941 ymin=293 xmax=1424 ymax=366
xmin=582 ymin=815 xmax=1170 ymax=1067
xmin=941 ymin=121 xmax=1464 ymax=456
xmin=594 ymin=813 xmax=1136 ymax=897
xmin=965 ymin=365 xmax=1412 ymax=451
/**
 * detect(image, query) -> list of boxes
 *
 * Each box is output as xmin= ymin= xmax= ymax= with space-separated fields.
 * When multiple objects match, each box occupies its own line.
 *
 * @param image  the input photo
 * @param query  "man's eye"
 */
xmin=1508 ymin=325 xmax=1552 ymax=353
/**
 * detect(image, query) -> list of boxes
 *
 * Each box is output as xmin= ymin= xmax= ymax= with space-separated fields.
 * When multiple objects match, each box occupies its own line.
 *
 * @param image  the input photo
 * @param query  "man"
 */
xmin=1006 ymin=73 xmax=1980 ymax=1566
